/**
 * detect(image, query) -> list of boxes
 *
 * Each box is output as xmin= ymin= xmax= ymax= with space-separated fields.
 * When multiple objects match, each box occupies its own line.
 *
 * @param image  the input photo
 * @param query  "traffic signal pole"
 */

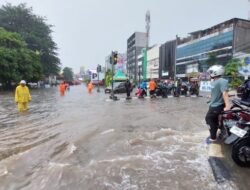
xmin=110 ymin=51 xmax=118 ymax=100
xmin=111 ymin=61 xmax=114 ymax=97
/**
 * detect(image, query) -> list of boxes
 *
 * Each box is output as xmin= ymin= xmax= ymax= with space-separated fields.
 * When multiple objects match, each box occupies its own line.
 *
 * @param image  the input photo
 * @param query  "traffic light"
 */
xmin=97 ymin=65 xmax=101 ymax=73
xmin=112 ymin=51 xmax=118 ymax=65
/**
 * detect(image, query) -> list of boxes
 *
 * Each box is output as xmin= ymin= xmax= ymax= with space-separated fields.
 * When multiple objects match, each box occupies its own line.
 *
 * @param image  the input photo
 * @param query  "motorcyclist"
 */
xmin=139 ymin=80 xmax=147 ymax=97
xmin=205 ymin=65 xmax=230 ymax=142
xmin=190 ymin=81 xmax=199 ymax=96
xmin=174 ymin=78 xmax=181 ymax=97
xmin=149 ymin=79 xmax=157 ymax=98
xmin=241 ymin=76 xmax=250 ymax=102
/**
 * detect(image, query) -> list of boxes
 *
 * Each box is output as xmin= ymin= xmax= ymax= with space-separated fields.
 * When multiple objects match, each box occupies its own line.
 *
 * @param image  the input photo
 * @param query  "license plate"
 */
xmin=223 ymin=120 xmax=237 ymax=127
xmin=230 ymin=126 xmax=247 ymax=138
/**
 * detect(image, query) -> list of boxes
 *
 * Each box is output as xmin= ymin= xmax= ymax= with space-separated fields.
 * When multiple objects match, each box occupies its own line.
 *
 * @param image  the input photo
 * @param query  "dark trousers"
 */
xmin=126 ymin=89 xmax=130 ymax=97
xmin=205 ymin=104 xmax=224 ymax=140
xmin=150 ymin=90 xmax=155 ymax=96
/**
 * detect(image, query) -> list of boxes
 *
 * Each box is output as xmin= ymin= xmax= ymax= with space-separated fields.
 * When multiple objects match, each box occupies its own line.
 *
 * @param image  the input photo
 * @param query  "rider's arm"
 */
xmin=223 ymin=91 xmax=230 ymax=111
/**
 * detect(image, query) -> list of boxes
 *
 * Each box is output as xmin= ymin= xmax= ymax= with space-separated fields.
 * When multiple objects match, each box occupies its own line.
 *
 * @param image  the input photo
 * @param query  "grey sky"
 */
xmin=1 ymin=0 xmax=249 ymax=73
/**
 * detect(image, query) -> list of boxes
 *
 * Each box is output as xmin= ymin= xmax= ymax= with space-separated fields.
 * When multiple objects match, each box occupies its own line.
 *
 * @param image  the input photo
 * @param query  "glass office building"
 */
xmin=176 ymin=18 xmax=250 ymax=79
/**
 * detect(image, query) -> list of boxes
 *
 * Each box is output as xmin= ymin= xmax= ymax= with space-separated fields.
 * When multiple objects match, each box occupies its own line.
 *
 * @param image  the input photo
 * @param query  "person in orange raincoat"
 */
xmin=59 ymin=81 xmax=66 ymax=96
xmin=15 ymin=80 xmax=31 ymax=112
xmin=149 ymin=79 xmax=157 ymax=98
xmin=88 ymin=81 xmax=93 ymax=93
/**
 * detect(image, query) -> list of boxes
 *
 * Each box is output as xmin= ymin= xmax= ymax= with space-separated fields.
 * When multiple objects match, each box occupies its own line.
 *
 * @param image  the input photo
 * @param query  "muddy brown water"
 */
xmin=0 ymin=85 xmax=249 ymax=190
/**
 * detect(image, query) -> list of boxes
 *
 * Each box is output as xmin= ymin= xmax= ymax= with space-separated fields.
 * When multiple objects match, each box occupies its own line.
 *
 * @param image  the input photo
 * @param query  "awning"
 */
xmin=113 ymin=70 xmax=128 ymax=81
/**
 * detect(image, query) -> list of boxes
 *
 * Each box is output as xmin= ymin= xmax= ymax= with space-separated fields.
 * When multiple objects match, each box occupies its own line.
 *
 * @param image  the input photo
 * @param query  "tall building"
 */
xmin=176 ymin=18 xmax=250 ymax=79
xmin=159 ymin=40 xmax=176 ymax=79
xmin=127 ymin=32 xmax=148 ymax=83
xmin=147 ymin=45 xmax=160 ymax=79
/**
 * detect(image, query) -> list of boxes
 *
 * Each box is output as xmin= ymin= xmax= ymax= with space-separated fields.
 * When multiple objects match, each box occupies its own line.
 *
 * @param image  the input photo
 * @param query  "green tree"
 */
xmin=62 ymin=67 xmax=74 ymax=82
xmin=0 ymin=27 xmax=42 ymax=89
xmin=0 ymin=3 xmax=60 ymax=76
xmin=206 ymin=52 xmax=218 ymax=66
xmin=224 ymin=58 xmax=243 ymax=88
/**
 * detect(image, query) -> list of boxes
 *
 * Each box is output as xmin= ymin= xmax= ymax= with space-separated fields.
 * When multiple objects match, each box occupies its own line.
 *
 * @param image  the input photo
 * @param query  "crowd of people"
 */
xmin=125 ymin=78 xmax=200 ymax=99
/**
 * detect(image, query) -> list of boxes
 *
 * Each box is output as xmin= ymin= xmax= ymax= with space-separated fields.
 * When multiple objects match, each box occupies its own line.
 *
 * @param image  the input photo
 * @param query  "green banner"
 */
xmin=143 ymin=48 xmax=147 ymax=80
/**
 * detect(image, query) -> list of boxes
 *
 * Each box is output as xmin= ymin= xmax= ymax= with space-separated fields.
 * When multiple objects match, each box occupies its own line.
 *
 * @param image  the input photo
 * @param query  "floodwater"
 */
xmin=0 ymin=85 xmax=249 ymax=190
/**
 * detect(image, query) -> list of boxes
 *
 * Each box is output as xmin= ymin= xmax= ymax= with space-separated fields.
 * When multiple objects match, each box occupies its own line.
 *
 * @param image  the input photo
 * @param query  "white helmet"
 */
xmin=20 ymin=80 xmax=26 ymax=84
xmin=207 ymin=65 xmax=224 ymax=78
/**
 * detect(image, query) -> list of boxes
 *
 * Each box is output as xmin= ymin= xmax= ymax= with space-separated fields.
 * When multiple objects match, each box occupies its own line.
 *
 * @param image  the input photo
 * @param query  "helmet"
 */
xmin=207 ymin=65 xmax=224 ymax=77
xmin=20 ymin=80 xmax=26 ymax=84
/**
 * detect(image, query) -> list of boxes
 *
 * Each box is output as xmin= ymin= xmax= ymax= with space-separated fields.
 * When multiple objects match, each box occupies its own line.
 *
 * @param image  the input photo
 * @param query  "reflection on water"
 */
xmin=0 ymin=85 xmax=249 ymax=190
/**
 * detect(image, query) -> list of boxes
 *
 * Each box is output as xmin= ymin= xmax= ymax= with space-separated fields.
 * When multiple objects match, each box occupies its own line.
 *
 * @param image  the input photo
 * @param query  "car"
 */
xmin=105 ymin=82 xmax=135 ymax=94
xmin=104 ymin=82 xmax=122 ymax=94
xmin=114 ymin=82 xmax=127 ymax=94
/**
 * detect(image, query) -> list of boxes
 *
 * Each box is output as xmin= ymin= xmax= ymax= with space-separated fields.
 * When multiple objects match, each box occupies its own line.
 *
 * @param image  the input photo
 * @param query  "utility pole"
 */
xmin=146 ymin=10 xmax=150 ymax=49
xmin=97 ymin=64 xmax=101 ymax=92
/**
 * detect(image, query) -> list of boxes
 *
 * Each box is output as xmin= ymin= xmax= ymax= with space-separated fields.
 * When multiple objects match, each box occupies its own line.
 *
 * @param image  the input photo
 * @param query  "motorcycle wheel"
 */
xmin=232 ymin=136 xmax=250 ymax=167
xmin=162 ymin=90 xmax=168 ymax=98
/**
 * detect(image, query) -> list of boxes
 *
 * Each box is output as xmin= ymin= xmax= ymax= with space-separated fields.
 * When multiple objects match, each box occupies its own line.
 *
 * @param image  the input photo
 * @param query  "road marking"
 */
xmin=208 ymin=143 xmax=224 ymax=158
xmin=207 ymin=142 xmax=234 ymax=185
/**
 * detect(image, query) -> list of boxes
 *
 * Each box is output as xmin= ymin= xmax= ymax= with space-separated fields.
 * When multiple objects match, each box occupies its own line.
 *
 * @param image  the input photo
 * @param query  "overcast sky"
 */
xmin=1 ymin=0 xmax=249 ymax=73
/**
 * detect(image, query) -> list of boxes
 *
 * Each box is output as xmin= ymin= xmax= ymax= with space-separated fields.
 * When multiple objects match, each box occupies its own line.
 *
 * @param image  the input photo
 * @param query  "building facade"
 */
xmin=127 ymin=32 xmax=148 ymax=83
xmin=137 ymin=53 xmax=143 ymax=82
xmin=147 ymin=45 xmax=160 ymax=79
xmin=159 ymin=40 xmax=176 ymax=79
xmin=176 ymin=18 xmax=250 ymax=79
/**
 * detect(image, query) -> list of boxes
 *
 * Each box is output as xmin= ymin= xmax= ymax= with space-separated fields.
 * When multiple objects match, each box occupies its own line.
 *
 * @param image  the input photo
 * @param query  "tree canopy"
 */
xmin=0 ymin=3 xmax=60 ymax=76
xmin=206 ymin=52 xmax=218 ymax=66
xmin=0 ymin=27 xmax=42 ymax=88
xmin=62 ymin=67 xmax=74 ymax=82
xmin=225 ymin=58 xmax=243 ymax=88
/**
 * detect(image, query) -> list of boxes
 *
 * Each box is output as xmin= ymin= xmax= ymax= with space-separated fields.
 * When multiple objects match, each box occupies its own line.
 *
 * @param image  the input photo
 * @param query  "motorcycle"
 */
xmin=231 ymin=127 xmax=250 ymax=167
xmin=219 ymin=99 xmax=250 ymax=167
xmin=155 ymin=83 xmax=168 ymax=98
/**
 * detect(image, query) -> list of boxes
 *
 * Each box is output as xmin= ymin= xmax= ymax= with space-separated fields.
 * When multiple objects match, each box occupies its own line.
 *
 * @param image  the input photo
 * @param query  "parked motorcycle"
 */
xmin=219 ymin=99 xmax=250 ymax=167
xmin=232 ymin=129 xmax=250 ymax=167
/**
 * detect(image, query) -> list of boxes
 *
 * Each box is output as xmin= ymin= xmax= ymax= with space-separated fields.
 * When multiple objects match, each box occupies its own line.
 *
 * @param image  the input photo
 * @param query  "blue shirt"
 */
xmin=210 ymin=78 xmax=229 ymax=107
xmin=140 ymin=82 xmax=147 ymax=89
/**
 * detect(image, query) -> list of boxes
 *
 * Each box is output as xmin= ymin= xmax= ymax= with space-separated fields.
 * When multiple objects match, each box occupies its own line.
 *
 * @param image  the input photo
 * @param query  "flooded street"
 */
xmin=0 ymin=85 xmax=249 ymax=190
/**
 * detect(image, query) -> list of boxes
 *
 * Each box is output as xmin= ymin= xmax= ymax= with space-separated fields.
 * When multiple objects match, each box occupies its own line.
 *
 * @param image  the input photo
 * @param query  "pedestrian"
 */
xmin=149 ymin=79 xmax=157 ymax=98
xmin=88 ymin=81 xmax=93 ymax=93
xmin=59 ymin=81 xmax=66 ymax=96
xmin=125 ymin=79 xmax=132 ymax=99
xmin=241 ymin=76 xmax=250 ymax=102
xmin=205 ymin=65 xmax=230 ymax=143
xmin=65 ymin=82 xmax=70 ymax=91
xmin=15 ymin=80 xmax=31 ymax=112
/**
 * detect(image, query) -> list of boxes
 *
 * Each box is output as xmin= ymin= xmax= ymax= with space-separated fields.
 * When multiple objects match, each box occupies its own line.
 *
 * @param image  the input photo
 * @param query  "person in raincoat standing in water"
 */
xmin=87 ymin=81 xmax=93 ymax=93
xmin=59 ymin=81 xmax=66 ymax=96
xmin=15 ymin=80 xmax=31 ymax=112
